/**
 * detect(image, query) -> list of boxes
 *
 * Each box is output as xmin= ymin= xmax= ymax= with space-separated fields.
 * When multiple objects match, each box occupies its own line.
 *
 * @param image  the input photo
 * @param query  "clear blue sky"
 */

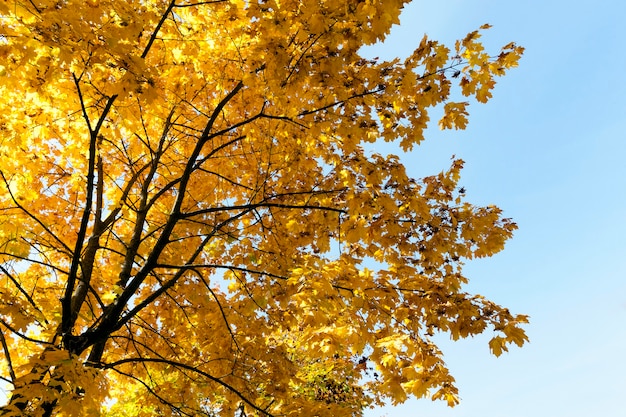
xmin=363 ymin=1 xmax=626 ymax=416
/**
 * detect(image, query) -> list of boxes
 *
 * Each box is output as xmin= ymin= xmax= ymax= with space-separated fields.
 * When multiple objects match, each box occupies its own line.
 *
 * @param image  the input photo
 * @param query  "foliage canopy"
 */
xmin=0 ymin=0 xmax=527 ymax=415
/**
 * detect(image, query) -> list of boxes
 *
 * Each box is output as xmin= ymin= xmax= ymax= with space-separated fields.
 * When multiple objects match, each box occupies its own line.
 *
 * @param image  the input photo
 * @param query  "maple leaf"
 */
xmin=0 ymin=1 xmax=526 ymax=415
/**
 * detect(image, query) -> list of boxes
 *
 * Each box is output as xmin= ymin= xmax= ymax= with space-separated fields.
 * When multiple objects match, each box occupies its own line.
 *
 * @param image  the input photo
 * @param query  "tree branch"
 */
xmin=191 ymin=268 xmax=241 ymax=352
xmin=88 ymin=83 xmax=246 ymax=340
xmin=0 ymin=319 xmax=52 ymax=346
xmin=178 ymin=201 xmax=346 ymax=219
xmin=0 ymin=171 xmax=72 ymax=255
xmin=0 ymin=329 xmax=15 ymax=384
xmin=173 ymin=0 xmax=227 ymax=7
xmin=0 ymin=265 xmax=48 ymax=325
xmin=106 ymin=367 xmax=194 ymax=416
xmin=102 ymin=358 xmax=275 ymax=417
xmin=141 ymin=0 xmax=177 ymax=59
xmin=200 ymin=81 xmax=244 ymax=144
xmin=112 ymin=208 xmax=250 ymax=334
xmin=155 ymin=263 xmax=288 ymax=282
xmin=116 ymin=107 xmax=176 ymax=289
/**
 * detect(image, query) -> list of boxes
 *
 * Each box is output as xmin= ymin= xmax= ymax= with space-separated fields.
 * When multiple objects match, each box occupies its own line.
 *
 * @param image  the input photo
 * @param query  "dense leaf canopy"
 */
xmin=0 ymin=0 xmax=527 ymax=415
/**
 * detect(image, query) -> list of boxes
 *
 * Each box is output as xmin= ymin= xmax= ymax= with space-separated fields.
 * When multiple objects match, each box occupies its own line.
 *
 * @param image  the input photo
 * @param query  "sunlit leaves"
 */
xmin=0 ymin=0 xmax=526 ymax=415
xmin=440 ymin=101 xmax=470 ymax=130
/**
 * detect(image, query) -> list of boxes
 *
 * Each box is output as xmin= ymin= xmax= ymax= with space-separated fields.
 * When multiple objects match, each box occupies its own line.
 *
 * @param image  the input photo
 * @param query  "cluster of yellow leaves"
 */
xmin=0 ymin=0 xmax=526 ymax=415
xmin=2 ymin=347 xmax=108 ymax=416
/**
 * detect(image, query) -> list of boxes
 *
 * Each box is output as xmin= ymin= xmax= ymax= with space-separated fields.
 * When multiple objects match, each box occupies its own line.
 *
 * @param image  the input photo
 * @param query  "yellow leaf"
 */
xmin=0 ymin=3 xmax=525 ymax=415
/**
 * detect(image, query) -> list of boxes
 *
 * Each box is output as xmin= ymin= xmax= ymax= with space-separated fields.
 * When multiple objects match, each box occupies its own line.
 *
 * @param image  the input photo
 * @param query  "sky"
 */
xmin=361 ymin=1 xmax=626 ymax=416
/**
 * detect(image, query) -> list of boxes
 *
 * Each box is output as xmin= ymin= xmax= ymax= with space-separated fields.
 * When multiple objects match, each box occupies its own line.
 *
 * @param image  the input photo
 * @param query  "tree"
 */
xmin=0 ymin=0 xmax=528 ymax=415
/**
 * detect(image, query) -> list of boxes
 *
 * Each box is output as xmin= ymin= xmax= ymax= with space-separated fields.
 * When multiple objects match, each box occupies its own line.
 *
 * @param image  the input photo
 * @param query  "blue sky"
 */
xmin=362 ymin=1 xmax=626 ymax=416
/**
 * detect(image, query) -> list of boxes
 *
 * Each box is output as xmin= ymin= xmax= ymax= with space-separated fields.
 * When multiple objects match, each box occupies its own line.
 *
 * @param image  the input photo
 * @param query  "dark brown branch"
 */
xmin=3 ymin=245 xmax=68 ymax=275
xmin=74 ymin=82 xmax=247 ymax=360
xmin=259 ymin=112 xmax=309 ymax=129
xmin=0 ymin=319 xmax=52 ymax=345
xmin=191 ymin=269 xmax=240 ymax=352
xmin=63 ymin=83 xmax=117 ymax=339
xmin=103 ymin=83 xmax=245 ymax=322
xmin=155 ymin=263 xmax=288 ymax=282
xmin=0 ymin=171 xmax=72 ymax=255
xmin=200 ymin=81 xmax=244 ymax=144
xmin=289 ymin=60 xmax=469 ymax=121
xmin=117 ymin=107 xmax=176 ymax=289
xmin=102 ymin=358 xmax=275 ymax=417
xmin=204 ymin=112 xmax=261 ymax=143
xmin=283 ymin=31 xmax=326 ymax=87
xmin=144 ymin=133 xmax=248 ymax=213
xmin=114 ymin=234 xmax=225 ymax=331
xmin=92 ymin=203 xmax=252 ymax=348
xmin=141 ymin=0 xmax=176 ymax=58
xmin=101 ymin=161 xmax=152 ymax=227
xmin=193 ymin=135 xmax=247 ymax=167
xmin=95 ymin=146 xmax=104 ymax=227
xmin=179 ymin=202 xmax=346 ymax=219
xmin=265 ymin=188 xmax=346 ymax=199
xmin=0 ymin=265 xmax=48 ymax=325
xmin=298 ymin=86 xmax=386 ymax=117
xmin=73 ymin=72 xmax=93 ymax=132
xmin=0 ymin=330 xmax=15 ymax=383
xmin=94 ymin=320 xmax=179 ymax=364
xmin=106 ymin=367 xmax=194 ymax=416
xmin=197 ymin=168 xmax=255 ymax=191
xmin=27 ymin=0 xmax=41 ymax=13
xmin=173 ymin=0 xmax=227 ymax=7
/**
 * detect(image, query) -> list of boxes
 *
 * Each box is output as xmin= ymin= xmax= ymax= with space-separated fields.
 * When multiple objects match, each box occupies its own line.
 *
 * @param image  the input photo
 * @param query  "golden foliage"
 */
xmin=0 ymin=0 xmax=526 ymax=415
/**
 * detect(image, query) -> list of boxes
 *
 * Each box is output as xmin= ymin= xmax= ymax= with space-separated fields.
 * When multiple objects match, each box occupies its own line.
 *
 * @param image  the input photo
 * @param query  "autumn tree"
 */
xmin=0 ymin=0 xmax=527 ymax=415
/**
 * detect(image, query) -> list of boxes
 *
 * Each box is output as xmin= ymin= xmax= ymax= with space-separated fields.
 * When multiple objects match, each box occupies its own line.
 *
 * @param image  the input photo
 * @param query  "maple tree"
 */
xmin=0 ymin=0 xmax=528 ymax=415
